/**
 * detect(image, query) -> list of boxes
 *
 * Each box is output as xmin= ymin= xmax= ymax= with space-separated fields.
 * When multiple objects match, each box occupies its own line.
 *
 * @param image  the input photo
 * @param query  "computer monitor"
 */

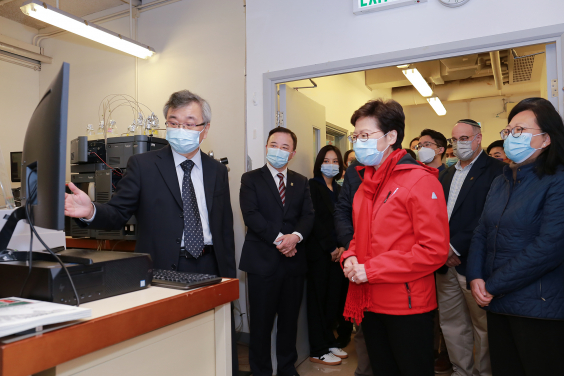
xmin=10 ymin=152 xmax=22 ymax=183
xmin=21 ymin=62 xmax=69 ymax=231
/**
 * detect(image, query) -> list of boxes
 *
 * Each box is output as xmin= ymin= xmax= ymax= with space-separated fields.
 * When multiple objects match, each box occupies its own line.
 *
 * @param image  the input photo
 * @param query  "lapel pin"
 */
xmin=291 ymin=182 xmax=294 ymax=186
xmin=470 ymin=177 xmax=474 ymax=180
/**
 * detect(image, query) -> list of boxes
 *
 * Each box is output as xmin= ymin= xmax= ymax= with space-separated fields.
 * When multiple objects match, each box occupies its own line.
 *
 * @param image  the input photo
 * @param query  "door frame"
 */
xmin=262 ymin=24 xmax=564 ymax=143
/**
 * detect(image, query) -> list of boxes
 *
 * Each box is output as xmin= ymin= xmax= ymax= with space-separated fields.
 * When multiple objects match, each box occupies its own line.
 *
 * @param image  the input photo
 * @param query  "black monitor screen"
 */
xmin=10 ymin=152 xmax=22 ymax=183
xmin=21 ymin=62 xmax=69 ymax=231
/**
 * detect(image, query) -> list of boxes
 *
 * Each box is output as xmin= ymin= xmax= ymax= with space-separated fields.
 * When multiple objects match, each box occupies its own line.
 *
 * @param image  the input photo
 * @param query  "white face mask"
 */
xmin=418 ymin=147 xmax=437 ymax=164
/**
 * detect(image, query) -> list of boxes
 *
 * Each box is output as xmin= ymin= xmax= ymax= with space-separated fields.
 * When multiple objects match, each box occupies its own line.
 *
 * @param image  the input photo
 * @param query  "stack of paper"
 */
xmin=0 ymin=297 xmax=91 ymax=338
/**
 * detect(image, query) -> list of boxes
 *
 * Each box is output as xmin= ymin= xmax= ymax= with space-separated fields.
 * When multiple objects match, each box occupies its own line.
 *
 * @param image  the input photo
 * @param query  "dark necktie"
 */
xmin=277 ymin=173 xmax=286 ymax=206
xmin=180 ymin=160 xmax=204 ymax=258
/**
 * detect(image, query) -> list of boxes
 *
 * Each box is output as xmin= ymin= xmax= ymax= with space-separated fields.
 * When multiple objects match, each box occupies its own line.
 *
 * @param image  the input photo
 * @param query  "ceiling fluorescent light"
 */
xmin=21 ymin=0 xmax=155 ymax=59
xmin=402 ymin=68 xmax=433 ymax=97
xmin=396 ymin=64 xmax=410 ymax=69
xmin=427 ymin=97 xmax=447 ymax=116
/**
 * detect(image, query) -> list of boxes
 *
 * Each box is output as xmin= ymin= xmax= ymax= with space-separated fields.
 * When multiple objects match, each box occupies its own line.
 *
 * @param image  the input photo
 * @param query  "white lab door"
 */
xmin=278 ymin=84 xmax=327 ymax=178
xmin=268 ymin=85 xmax=326 ymax=373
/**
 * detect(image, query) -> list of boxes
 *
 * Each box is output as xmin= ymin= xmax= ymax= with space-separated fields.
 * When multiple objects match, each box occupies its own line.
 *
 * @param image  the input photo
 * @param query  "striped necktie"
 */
xmin=277 ymin=173 xmax=286 ymax=206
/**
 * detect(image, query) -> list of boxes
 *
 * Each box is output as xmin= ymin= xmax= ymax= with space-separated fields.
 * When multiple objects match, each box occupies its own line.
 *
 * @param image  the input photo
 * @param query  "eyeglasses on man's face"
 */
xmin=414 ymin=141 xmax=437 ymax=150
xmin=348 ymin=130 xmax=383 ymax=143
xmin=500 ymin=126 xmax=542 ymax=140
xmin=447 ymin=134 xmax=478 ymax=144
xmin=165 ymin=121 xmax=207 ymax=130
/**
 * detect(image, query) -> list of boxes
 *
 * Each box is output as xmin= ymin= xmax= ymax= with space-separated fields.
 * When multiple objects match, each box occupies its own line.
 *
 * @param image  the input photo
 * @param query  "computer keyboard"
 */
xmin=151 ymin=269 xmax=223 ymax=290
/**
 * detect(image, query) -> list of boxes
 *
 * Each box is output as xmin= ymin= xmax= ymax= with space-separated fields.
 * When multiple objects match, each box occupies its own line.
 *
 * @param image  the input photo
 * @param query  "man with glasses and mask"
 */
xmin=65 ymin=90 xmax=238 ymax=374
xmin=436 ymin=119 xmax=505 ymax=376
xmin=415 ymin=129 xmax=448 ymax=173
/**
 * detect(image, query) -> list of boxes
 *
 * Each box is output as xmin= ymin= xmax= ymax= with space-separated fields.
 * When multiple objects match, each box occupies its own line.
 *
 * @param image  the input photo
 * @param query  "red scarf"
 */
xmin=343 ymin=148 xmax=407 ymax=323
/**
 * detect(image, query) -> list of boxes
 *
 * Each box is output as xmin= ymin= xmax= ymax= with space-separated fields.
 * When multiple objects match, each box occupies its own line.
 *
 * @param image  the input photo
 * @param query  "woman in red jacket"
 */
xmin=342 ymin=99 xmax=449 ymax=376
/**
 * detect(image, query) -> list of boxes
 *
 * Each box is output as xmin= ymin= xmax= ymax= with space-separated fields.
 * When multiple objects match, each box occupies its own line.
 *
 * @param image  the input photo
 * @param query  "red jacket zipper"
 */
xmin=405 ymin=282 xmax=412 ymax=309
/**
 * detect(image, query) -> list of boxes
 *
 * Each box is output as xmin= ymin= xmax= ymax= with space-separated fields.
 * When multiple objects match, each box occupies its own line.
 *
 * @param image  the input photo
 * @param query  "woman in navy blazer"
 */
xmin=467 ymin=98 xmax=564 ymax=376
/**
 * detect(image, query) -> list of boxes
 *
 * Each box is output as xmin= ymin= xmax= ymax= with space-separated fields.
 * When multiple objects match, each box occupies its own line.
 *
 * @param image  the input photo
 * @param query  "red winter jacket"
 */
xmin=341 ymin=155 xmax=449 ymax=315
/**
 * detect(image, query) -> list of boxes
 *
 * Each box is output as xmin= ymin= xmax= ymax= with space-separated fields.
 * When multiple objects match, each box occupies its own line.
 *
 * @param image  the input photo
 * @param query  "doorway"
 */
xmin=275 ymin=42 xmax=556 ymax=178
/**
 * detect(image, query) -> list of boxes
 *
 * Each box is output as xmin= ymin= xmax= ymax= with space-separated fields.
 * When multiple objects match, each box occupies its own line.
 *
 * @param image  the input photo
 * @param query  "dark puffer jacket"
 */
xmin=467 ymin=163 xmax=564 ymax=320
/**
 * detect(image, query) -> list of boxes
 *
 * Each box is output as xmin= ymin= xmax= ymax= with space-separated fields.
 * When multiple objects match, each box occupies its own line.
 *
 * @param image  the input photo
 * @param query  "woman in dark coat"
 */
xmin=305 ymin=145 xmax=350 ymax=366
xmin=467 ymin=97 xmax=564 ymax=376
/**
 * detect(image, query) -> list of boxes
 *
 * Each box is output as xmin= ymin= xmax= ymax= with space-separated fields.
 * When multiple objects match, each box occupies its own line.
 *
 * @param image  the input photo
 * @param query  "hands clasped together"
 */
xmin=343 ymin=256 xmax=368 ymax=284
xmin=275 ymin=234 xmax=299 ymax=257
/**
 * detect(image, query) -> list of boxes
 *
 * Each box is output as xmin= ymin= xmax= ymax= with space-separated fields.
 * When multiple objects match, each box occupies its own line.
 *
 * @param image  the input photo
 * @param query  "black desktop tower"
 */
xmin=0 ymin=249 xmax=153 ymax=305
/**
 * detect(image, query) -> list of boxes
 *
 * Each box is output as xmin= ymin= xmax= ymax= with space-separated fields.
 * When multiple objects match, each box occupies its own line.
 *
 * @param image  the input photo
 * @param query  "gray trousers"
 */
xmin=436 ymin=267 xmax=491 ymax=376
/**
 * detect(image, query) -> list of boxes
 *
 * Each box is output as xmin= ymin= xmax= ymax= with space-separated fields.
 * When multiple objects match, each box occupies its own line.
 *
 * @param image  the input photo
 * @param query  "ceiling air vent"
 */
xmin=510 ymin=55 xmax=535 ymax=84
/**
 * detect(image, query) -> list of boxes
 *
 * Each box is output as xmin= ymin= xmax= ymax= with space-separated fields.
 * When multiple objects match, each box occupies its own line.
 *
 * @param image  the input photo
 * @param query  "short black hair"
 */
xmin=343 ymin=149 xmax=355 ymax=164
xmin=267 ymin=127 xmax=297 ymax=150
xmin=404 ymin=148 xmax=416 ymax=159
xmin=409 ymin=137 xmax=420 ymax=147
xmin=351 ymin=99 xmax=405 ymax=150
xmin=313 ymin=145 xmax=344 ymax=180
xmin=508 ymin=97 xmax=564 ymax=176
xmin=420 ymin=128 xmax=448 ymax=158
xmin=487 ymin=140 xmax=505 ymax=155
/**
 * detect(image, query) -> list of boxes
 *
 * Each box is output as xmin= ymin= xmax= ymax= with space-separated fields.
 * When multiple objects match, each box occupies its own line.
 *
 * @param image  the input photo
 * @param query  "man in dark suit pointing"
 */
xmin=64 ymin=90 xmax=237 ymax=373
xmin=240 ymin=127 xmax=314 ymax=376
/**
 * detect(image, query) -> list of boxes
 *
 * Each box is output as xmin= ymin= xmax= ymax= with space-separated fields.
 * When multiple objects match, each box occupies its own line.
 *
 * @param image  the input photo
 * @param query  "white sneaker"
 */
xmin=309 ymin=352 xmax=342 ymax=365
xmin=328 ymin=347 xmax=348 ymax=359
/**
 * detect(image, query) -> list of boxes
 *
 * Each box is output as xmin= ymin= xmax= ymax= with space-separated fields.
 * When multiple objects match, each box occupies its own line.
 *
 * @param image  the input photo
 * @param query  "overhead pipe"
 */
xmin=490 ymin=51 xmax=503 ymax=91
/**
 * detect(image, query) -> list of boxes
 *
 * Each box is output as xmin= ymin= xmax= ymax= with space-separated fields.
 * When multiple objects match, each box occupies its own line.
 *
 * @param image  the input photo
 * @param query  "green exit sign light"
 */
xmin=353 ymin=0 xmax=427 ymax=15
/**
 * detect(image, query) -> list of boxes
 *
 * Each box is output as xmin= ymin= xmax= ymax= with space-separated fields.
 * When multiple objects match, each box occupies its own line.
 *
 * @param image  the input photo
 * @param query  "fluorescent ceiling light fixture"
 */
xmin=427 ymin=97 xmax=447 ymax=116
xmin=396 ymin=64 xmax=410 ymax=69
xmin=21 ymin=0 xmax=155 ymax=59
xmin=402 ymin=68 xmax=433 ymax=97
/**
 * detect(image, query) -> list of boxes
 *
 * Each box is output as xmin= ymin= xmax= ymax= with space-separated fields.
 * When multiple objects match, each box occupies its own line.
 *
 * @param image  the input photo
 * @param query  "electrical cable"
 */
xmin=25 ymin=172 xmax=81 ymax=306
xmin=245 ymin=271 xmax=251 ymax=332
xmin=110 ymin=240 xmax=125 ymax=252
xmin=91 ymin=152 xmax=123 ymax=176
xmin=232 ymin=299 xmax=244 ymax=333
xmin=18 ymin=221 xmax=33 ymax=298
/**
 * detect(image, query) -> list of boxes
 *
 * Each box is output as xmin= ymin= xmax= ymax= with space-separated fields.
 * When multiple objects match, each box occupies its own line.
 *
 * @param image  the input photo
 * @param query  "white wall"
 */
xmin=35 ymin=1 xmax=248 ymax=330
xmin=246 ymin=0 xmax=564 ymax=164
xmin=0 ymin=17 xmax=40 ymax=191
xmin=403 ymin=93 xmax=540 ymax=151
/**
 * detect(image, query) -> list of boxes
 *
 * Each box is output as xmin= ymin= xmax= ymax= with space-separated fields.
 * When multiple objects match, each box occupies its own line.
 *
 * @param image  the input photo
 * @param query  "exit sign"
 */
xmin=353 ymin=0 xmax=427 ymax=15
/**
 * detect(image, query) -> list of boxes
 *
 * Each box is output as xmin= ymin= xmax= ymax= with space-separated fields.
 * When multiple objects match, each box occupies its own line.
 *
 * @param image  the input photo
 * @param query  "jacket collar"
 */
xmin=201 ymin=152 xmax=217 ymax=216
xmin=155 ymin=145 xmax=183 ymax=209
xmin=450 ymin=151 xmax=490 ymax=217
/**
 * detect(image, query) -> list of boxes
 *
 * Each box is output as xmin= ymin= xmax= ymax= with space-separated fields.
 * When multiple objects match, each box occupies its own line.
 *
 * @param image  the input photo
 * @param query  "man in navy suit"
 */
xmin=239 ymin=127 xmax=314 ymax=376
